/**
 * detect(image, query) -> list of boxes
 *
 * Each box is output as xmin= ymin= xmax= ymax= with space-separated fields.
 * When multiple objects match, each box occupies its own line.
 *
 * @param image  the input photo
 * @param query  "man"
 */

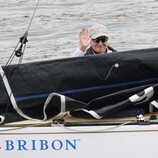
xmin=72 ymin=23 xmax=116 ymax=57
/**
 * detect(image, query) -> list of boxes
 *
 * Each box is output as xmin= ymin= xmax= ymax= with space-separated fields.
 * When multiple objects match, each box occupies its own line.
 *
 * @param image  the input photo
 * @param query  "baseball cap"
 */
xmin=89 ymin=23 xmax=109 ymax=39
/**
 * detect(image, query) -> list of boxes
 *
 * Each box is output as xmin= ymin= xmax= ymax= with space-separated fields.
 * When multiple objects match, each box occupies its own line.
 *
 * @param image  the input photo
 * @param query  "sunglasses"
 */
xmin=92 ymin=36 xmax=108 ymax=43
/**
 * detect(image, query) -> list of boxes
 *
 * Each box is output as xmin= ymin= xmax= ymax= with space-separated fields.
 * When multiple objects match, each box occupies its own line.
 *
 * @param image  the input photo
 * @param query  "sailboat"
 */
xmin=1 ymin=46 xmax=158 ymax=158
xmin=1 ymin=1 xmax=158 ymax=158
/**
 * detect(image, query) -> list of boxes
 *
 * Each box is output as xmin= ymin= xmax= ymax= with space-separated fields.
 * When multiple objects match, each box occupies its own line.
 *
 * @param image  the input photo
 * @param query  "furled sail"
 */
xmin=1 ymin=47 xmax=158 ymax=123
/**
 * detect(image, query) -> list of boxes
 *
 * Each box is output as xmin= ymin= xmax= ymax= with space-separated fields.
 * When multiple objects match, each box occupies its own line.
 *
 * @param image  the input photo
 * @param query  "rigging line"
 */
xmin=56 ymin=121 xmax=133 ymax=133
xmin=26 ymin=0 xmax=41 ymax=33
xmin=18 ymin=43 xmax=26 ymax=64
xmin=5 ymin=0 xmax=40 ymax=66
xmin=18 ymin=0 xmax=41 ymax=57
xmin=17 ymin=0 xmax=41 ymax=57
xmin=0 ymin=121 xmax=51 ymax=132
xmin=5 ymin=41 xmax=20 ymax=66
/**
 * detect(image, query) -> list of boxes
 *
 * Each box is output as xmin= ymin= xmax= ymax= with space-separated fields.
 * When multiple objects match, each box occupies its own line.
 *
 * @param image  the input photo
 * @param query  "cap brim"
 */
xmin=91 ymin=33 xmax=109 ymax=39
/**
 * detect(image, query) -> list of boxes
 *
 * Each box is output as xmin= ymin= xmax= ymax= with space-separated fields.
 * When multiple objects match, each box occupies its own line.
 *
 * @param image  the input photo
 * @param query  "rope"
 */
xmin=5 ymin=0 xmax=41 ymax=66
xmin=57 ymin=121 xmax=133 ymax=133
xmin=26 ymin=0 xmax=40 ymax=33
xmin=0 ymin=121 xmax=132 ymax=132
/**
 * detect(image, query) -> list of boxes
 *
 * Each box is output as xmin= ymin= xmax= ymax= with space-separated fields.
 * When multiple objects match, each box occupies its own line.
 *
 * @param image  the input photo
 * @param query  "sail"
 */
xmin=1 ymin=47 xmax=158 ymax=123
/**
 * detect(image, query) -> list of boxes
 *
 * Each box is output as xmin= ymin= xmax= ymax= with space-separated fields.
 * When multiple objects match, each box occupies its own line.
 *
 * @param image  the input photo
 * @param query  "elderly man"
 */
xmin=72 ymin=23 xmax=116 ymax=57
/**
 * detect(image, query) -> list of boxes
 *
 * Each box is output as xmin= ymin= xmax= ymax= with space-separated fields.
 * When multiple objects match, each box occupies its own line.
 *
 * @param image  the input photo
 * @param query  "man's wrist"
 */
xmin=79 ymin=45 xmax=87 ymax=52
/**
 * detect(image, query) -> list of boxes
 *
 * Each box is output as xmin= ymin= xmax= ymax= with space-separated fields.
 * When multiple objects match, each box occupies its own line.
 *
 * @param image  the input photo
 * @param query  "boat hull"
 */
xmin=0 ymin=124 xmax=158 ymax=158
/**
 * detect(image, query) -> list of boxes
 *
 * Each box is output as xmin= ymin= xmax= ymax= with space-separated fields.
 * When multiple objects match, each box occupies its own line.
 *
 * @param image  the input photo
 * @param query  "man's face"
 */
xmin=91 ymin=36 xmax=108 ymax=54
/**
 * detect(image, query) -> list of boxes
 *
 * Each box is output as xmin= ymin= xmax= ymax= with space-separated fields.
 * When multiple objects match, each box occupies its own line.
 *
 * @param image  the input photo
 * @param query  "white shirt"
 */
xmin=72 ymin=46 xmax=112 ymax=57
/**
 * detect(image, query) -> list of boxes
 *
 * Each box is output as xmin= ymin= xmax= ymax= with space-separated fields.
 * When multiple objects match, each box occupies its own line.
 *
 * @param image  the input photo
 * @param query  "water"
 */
xmin=0 ymin=0 xmax=158 ymax=64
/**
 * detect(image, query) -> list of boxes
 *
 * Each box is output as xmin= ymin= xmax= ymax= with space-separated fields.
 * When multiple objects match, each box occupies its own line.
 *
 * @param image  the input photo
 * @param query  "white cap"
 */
xmin=89 ymin=23 xmax=109 ymax=39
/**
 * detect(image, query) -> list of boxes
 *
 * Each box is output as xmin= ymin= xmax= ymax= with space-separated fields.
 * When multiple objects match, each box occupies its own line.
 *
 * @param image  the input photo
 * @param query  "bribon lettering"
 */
xmin=5 ymin=139 xmax=78 ymax=151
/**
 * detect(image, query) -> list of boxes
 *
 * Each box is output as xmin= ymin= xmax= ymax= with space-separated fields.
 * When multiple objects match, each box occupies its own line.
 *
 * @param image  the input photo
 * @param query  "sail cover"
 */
xmin=1 ymin=47 xmax=158 ymax=123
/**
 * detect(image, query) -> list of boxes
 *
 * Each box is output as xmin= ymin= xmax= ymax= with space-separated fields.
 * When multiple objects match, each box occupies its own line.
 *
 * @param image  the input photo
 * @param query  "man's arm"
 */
xmin=72 ymin=47 xmax=86 ymax=57
xmin=72 ymin=27 xmax=91 ymax=57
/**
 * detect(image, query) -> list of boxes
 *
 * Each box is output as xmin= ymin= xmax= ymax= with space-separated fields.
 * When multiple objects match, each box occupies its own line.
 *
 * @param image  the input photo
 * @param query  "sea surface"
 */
xmin=0 ymin=0 xmax=158 ymax=64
